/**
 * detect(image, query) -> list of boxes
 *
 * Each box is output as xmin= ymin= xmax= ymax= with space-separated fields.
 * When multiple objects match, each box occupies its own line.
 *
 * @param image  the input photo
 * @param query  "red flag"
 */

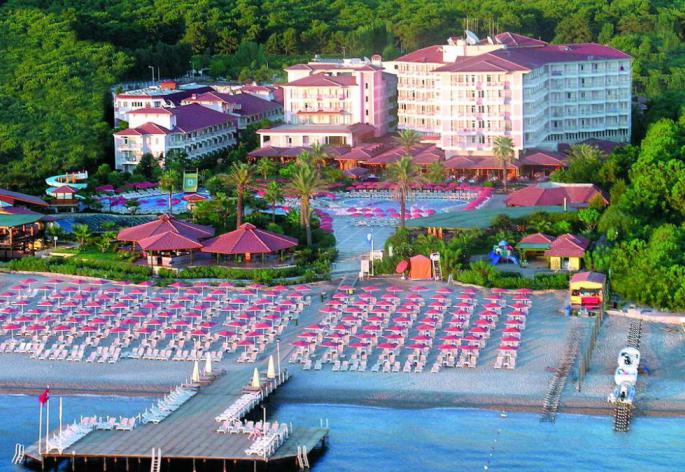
xmin=38 ymin=387 xmax=49 ymax=405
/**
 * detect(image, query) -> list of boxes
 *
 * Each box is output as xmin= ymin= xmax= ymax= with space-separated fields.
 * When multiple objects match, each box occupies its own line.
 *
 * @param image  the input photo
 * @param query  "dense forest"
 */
xmin=1 ymin=0 xmax=684 ymax=190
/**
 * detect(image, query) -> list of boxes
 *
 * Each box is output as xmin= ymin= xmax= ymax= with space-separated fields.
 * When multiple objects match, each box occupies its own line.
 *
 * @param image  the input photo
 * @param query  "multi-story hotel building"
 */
xmin=386 ymin=32 xmax=632 ymax=157
xmin=113 ymin=104 xmax=236 ymax=172
xmin=256 ymin=57 xmax=397 ymax=149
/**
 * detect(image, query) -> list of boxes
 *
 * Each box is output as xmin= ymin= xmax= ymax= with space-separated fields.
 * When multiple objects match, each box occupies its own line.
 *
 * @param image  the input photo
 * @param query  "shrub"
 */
xmin=5 ymin=256 xmax=151 ymax=282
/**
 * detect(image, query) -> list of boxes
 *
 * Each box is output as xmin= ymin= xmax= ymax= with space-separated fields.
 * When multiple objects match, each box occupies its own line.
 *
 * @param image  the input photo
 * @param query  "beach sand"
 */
xmin=1 ymin=273 xmax=684 ymax=417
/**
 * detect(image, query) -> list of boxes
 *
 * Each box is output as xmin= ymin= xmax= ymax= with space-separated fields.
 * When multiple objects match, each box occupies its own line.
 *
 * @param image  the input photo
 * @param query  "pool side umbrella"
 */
xmin=267 ymin=355 xmax=276 ymax=379
xmin=251 ymin=368 xmax=261 ymax=389
xmin=204 ymin=352 xmax=213 ymax=375
xmin=191 ymin=360 xmax=201 ymax=383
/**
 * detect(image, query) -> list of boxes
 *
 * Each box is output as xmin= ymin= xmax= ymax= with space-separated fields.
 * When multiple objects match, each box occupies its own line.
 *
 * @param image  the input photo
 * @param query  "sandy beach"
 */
xmin=0 ymin=273 xmax=684 ymax=418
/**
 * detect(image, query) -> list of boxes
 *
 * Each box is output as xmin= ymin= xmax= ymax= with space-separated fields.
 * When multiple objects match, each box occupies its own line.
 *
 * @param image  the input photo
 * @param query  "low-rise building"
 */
xmin=113 ymin=82 xmax=213 ymax=126
xmin=113 ymin=104 xmax=236 ymax=172
xmin=181 ymin=91 xmax=282 ymax=129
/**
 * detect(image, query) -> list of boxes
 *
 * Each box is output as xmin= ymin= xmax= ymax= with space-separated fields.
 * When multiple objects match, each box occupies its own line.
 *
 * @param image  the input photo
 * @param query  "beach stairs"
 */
xmin=627 ymin=320 xmax=642 ymax=350
xmin=12 ymin=443 xmax=25 ymax=464
xmin=296 ymin=446 xmax=310 ymax=469
xmin=150 ymin=448 xmax=162 ymax=472
xmin=613 ymin=403 xmax=632 ymax=432
xmin=540 ymin=325 xmax=582 ymax=423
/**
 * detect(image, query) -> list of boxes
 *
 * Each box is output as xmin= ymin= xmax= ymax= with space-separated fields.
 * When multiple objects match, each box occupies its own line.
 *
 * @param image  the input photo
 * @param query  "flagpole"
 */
xmin=38 ymin=403 xmax=43 ymax=455
xmin=45 ymin=398 xmax=50 ymax=453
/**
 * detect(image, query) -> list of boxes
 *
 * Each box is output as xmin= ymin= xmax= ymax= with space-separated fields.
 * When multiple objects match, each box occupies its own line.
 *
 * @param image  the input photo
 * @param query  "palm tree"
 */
xmin=426 ymin=161 xmax=446 ymax=184
xmin=72 ymin=224 xmax=91 ymax=247
xmin=264 ymin=181 xmax=284 ymax=223
xmin=493 ymin=136 xmax=515 ymax=192
xmin=255 ymin=158 xmax=276 ymax=180
xmin=226 ymin=162 xmax=252 ymax=227
xmin=309 ymin=142 xmax=329 ymax=168
xmin=159 ymin=169 xmax=180 ymax=213
xmin=289 ymin=162 xmax=323 ymax=246
xmin=395 ymin=129 xmax=422 ymax=155
xmin=387 ymin=155 xmax=418 ymax=229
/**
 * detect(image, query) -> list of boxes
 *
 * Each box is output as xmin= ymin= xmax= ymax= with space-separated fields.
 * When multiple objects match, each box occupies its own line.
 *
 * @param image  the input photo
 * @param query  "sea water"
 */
xmin=2 ymin=396 xmax=684 ymax=471
xmin=270 ymin=402 xmax=685 ymax=471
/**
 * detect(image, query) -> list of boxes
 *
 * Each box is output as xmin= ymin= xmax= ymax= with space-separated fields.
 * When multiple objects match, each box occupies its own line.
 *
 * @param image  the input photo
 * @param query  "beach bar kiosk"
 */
xmin=569 ymin=271 xmax=605 ymax=315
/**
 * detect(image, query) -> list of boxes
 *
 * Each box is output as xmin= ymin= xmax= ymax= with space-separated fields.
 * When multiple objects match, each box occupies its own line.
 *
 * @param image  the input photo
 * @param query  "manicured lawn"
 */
xmin=51 ymin=247 xmax=134 ymax=263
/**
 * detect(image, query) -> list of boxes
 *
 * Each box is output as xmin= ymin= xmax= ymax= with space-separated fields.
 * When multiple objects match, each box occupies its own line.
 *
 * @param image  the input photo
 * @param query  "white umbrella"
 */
xmin=266 ymin=355 xmax=276 ymax=379
xmin=251 ymin=367 xmax=261 ymax=389
xmin=204 ymin=351 xmax=212 ymax=375
xmin=191 ymin=360 xmax=200 ymax=383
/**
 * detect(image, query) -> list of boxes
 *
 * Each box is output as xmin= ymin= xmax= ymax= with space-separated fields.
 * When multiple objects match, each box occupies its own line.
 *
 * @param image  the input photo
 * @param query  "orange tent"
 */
xmin=409 ymin=255 xmax=432 ymax=280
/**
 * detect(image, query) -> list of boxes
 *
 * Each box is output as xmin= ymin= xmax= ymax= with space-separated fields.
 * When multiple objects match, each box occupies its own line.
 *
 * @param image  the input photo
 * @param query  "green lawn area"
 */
xmin=51 ymin=247 xmax=134 ymax=263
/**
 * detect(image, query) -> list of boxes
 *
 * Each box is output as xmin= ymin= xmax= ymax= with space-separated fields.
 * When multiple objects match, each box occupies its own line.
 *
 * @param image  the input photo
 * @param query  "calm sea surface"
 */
xmin=2 ymin=395 xmax=684 ymax=471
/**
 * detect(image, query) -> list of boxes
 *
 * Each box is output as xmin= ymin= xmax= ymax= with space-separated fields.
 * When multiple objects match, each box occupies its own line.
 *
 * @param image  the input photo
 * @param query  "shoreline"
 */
xmin=3 ymin=381 xmax=685 ymax=418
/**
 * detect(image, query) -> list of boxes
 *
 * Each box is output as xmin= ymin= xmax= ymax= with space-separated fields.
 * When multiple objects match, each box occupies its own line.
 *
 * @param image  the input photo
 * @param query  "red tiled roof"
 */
xmin=201 ymin=223 xmax=298 ymax=255
xmin=426 ymin=41 xmax=630 ymax=74
xmin=117 ymin=214 xmax=214 ymax=243
xmin=413 ymin=147 xmax=444 ymax=166
xmin=138 ymin=231 xmax=203 ymax=251
xmin=173 ymin=104 xmax=234 ymax=133
xmin=519 ymin=150 xmax=568 ymax=167
xmin=434 ymin=54 xmax=531 ymax=73
xmin=395 ymin=45 xmax=444 ymax=63
xmin=570 ymin=271 xmax=606 ymax=284
xmin=495 ymin=32 xmax=547 ymax=48
xmin=487 ymin=43 xmax=630 ymax=70
xmin=444 ymin=155 xmax=522 ymax=170
xmin=115 ymin=122 xmax=171 ymax=136
xmin=284 ymin=74 xmax=357 ymax=87
xmin=52 ymin=185 xmax=77 ymax=194
xmin=335 ymin=143 xmax=387 ymax=162
xmin=182 ymin=92 xmax=281 ymax=116
xmin=519 ymin=233 xmax=555 ymax=245
xmin=0 ymin=188 xmax=47 ymax=207
xmin=544 ymin=234 xmax=590 ymax=257
xmin=505 ymin=184 xmax=606 ymax=207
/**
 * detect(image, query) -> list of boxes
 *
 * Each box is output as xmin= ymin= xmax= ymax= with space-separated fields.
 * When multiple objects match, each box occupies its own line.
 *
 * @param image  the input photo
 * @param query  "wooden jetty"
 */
xmin=21 ymin=369 xmax=328 ymax=470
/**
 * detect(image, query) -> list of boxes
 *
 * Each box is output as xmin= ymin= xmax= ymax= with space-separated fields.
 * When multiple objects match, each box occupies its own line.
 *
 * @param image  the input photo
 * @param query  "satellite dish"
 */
xmin=465 ymin=30 xmax=480 ymax=45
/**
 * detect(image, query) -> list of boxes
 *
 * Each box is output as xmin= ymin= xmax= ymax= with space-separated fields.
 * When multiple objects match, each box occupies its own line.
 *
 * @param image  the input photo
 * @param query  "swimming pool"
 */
xmin=101 ymin=191 xmax=211 ymax=215
xmin=316 ymin=197 xmax=468 ymax=218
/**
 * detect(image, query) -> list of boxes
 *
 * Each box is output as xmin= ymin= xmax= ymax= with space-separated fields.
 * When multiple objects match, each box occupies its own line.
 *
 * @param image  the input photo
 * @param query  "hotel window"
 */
xmin=478 ymin=135 xmax=486 ymax=144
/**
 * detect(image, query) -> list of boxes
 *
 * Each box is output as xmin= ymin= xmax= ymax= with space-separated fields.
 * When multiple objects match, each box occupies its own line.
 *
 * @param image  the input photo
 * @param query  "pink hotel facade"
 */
xmin=385 ymin=32 xmax=632 ymax=157
xmin=257 ymin=57 xmax=397 ymax=148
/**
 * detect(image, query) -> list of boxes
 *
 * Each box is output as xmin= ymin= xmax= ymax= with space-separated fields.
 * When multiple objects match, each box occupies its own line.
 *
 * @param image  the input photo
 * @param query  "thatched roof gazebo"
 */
xmin=201 ymin=223 xmax=298 ymax=263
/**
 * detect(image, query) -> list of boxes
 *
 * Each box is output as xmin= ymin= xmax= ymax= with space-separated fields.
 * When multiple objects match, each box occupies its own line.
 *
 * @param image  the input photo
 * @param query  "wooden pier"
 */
xmin=21 ymin=369 xmax=328 ymax=470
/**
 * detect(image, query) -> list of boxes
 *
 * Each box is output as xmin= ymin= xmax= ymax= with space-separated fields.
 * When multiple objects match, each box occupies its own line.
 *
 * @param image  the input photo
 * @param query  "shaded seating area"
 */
xmin=117 ymin=214 xmax=215 ymax=269
xmin=0 ymin=210 xmax=50 ymax=260
xmin=201 ymin=223 xmax=298 ymax=264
